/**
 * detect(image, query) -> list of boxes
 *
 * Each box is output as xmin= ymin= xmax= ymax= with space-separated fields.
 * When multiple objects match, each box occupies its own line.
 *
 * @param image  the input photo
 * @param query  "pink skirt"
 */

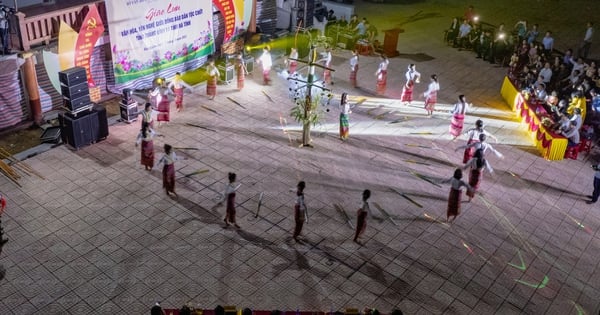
xmin=449 ymin=114 xmax=465 ymax=137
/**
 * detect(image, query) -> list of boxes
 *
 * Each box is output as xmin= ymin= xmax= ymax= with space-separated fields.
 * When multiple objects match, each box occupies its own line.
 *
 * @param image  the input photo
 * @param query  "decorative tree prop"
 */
xmin=287 ymin=45 xmax=334 ymax=147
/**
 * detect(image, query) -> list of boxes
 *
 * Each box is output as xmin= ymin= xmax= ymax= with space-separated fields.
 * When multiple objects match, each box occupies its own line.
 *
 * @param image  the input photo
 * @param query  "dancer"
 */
xmin=221 ymin=172 xmax=240 ymax=228
xmin=449 ymin=94 xmax=469 ymax=140
xmin=458 ymin=119 xmax=498 ymax=163
xmin=293 ymin=181 xmax=307 ymax=242
xmin=157 ymin=144 xmax=183 ymax=197
xmin=441 ymin=169 xmax=473 ymax=223
xmin=0 ymin=192 xmax=6 ymax=246
xmin=206 ymin=59 xmax=220 ymax=100
xmin=287 ymin=47 xmax=298 ymax=74
xmin=459 ymin=133 xmax=503 ymax=160
xmin=353 ymin=189 xmax=372 ymax=245
xmin=0 ymin=192 xmax=5 ymax=216
xmin=423 ymin=74 xmax=440 ymax=117
xmin=463 ymin=149 xmax=493 ymax=201
xmin=258 ymin=46 xmax=272 ymax=85
xmin=339 ymin=92 xmax=351 ymax=140
xmin=401 ymin=80 xmax=414 ymax=105
xmin=349 ymin=50 xmax=359 ymax=88
xmin=140 ymin=102 xmax=155 ymax=129
xmin=235 ymin=53 xmax=246 ymax=90
xmin=168 ymin=72 xmax=193 ymax=112
xmin=375 ymin=54 xmax=389 ymax=95
xmin=322 ymin=47 xmax=333 ymax=85
xmin=135 ymin=122 xmax=156 ymax=171
xmin=405 ymin=64 xmax=421 ymax=84
xmin=149 ymin=80 xmax=170 ymax=125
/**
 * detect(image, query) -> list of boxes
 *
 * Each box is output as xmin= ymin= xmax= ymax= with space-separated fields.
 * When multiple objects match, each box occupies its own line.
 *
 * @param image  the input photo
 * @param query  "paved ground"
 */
xmin=1 ymin=0 xmax=600 ymax=314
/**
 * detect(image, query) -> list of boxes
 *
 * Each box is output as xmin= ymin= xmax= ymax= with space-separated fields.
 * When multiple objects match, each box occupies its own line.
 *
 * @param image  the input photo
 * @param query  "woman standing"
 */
xmin=423 ymin=74 xmax=440 ymax=117
xmin=235 ymin=53 xmax=246 ymax=90
xmin=157 ymin=144 xmax=183 ymax=197
xmin=339 ymin=92 xmax=351 ymax=140
xmin=463 ymin=149 xmax=493 ymax=202
xmin=140 ymin=103 xmax=155 ymax=129
xmin=135 ymin=122 xmax=156 ymax=171
xmin=441 ymin=169 xmax=473 ymax=223
xmin=258 ymin=46 xmax=273 ymax=85
xmin=349 ymin=50 xmax=359 ymax=88
xmin=449 ymin=94 xmax=469 ymax=140
xmin=221 ymin=172 xmax=240 ymax=228
xmin=293 ymin=181 xmax=307 ymax=242
xmin=168 ymin=72 xmax=193 ymax=112
xmin=149 ymin=80 xmax=170 ymax=125
xmin=375 ymin=54 xmax=389 ymax=95
xmin=206 ymin=59 xmax=220 ymax=100
xmin=353 ymin=189 xmax=372 ymax=245
xmin=401 ymin=80 xmax=414 ymax=105
xmin=458 ymin=119 xmax=497 ymax=163
xmin=322 ymin=47 xmax=333 ymax=85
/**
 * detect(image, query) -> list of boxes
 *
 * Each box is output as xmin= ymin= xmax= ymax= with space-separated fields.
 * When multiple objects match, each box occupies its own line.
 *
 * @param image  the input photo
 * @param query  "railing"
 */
xmin=15 ymin=0 xmax=107 ymax=51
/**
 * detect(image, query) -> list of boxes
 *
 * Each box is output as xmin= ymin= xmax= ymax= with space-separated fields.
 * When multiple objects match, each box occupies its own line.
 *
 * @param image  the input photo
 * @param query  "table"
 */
xmin=500 ymin=76 xmax=568 ymax=160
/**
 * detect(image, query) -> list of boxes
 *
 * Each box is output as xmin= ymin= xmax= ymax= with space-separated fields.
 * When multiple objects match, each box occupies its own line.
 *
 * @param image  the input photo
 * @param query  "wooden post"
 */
xmin=21 ymin=52 xmax=43 ymax=126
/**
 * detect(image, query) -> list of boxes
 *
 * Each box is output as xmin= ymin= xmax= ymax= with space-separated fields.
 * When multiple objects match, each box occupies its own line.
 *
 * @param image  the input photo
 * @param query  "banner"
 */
xmin=105 ymin=0 xmax=214 ymax=88
xmin=74 ymin=5 xmax=105 ymax=86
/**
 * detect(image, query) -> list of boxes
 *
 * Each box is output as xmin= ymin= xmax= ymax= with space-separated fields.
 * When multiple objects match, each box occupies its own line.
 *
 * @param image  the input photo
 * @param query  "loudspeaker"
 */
xmin=58 ymin=110 xmax=97 ymax=150
xmin=92 ymin=104 xmax=109 ymax=141
xmin=64 ymin=95 xmax=92 ymax=112
xmin=59 ymin=67 xmax=88 ymax=86
xmin=61 ymin=81 xmax=90 ymax=100
xmin=120 ymin=101 xmax=138 ymax=123
xmin=218 ymin=63 xmax=235 ymax=83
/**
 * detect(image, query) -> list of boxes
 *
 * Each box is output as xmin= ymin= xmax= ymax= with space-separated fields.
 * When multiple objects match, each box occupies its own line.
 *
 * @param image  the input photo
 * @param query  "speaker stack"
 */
xmin=119 ymin=88 xmax=139 ymax=123
xmin=58 ymin=67 xmax=109 ymax=150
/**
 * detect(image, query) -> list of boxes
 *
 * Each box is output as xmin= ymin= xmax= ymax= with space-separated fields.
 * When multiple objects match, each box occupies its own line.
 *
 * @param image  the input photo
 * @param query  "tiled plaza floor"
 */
xmin=1 ymin=0 xmax=599 ymax=314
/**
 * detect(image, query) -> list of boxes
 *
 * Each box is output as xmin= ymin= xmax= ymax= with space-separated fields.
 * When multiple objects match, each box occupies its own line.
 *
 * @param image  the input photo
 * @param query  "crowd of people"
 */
xmin=151 ymin=303 xmax=405 ymax=315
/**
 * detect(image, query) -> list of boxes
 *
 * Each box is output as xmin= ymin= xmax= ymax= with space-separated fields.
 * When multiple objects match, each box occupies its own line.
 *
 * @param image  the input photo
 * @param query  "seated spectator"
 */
xmin=348 ymin=14 xmax=359 ymax=30
xmin=567 ymin=91 xmax=587 ymax=121
xmin=446 ymin=17 xmax=460 ymax=45
xmin=533 ymin=83 xmax=547 ymax=101
xmin=570 ymin=107 xmax=583 ymax=130
xmin=559 ymin=120 xmax=580 ymax=146
xmin=554 ymin=113 xmax=571 ymax=132
xmin=456 ymin=19 xmax=472 ymax=49
xmin=354 ymin=18 xmax=367 ymax=39
xmin=546 ymin=90 xmax=559 ymax=107
xmin=337 ymin=15 xmax=348 ymax=27
xmin=366 ymin=21 xmax=378 ymax=42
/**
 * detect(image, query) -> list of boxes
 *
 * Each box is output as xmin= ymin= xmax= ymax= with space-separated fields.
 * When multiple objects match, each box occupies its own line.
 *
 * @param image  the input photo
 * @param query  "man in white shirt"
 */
xmin=542 ymin=31 xmax=554 ymax=56
xmin=538 ymin=62 xmax=553 ymax=85
xmin=578 ymin=22 xmax=594 ymax=59
xmin=457 ymin=19 xmax=472 ymax=49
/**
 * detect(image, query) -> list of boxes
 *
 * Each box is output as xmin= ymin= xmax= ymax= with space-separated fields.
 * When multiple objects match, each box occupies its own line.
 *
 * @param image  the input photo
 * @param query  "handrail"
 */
xmin=15 ymin=0 xmax=106 ymax=51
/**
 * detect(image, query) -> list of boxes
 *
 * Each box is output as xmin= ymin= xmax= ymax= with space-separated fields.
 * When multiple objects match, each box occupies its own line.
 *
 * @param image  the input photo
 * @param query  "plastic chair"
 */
xmin=579 ymin=138 xmax=593 ymax=155
xmin=564 ymin=144 xmax=580 ymax=160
